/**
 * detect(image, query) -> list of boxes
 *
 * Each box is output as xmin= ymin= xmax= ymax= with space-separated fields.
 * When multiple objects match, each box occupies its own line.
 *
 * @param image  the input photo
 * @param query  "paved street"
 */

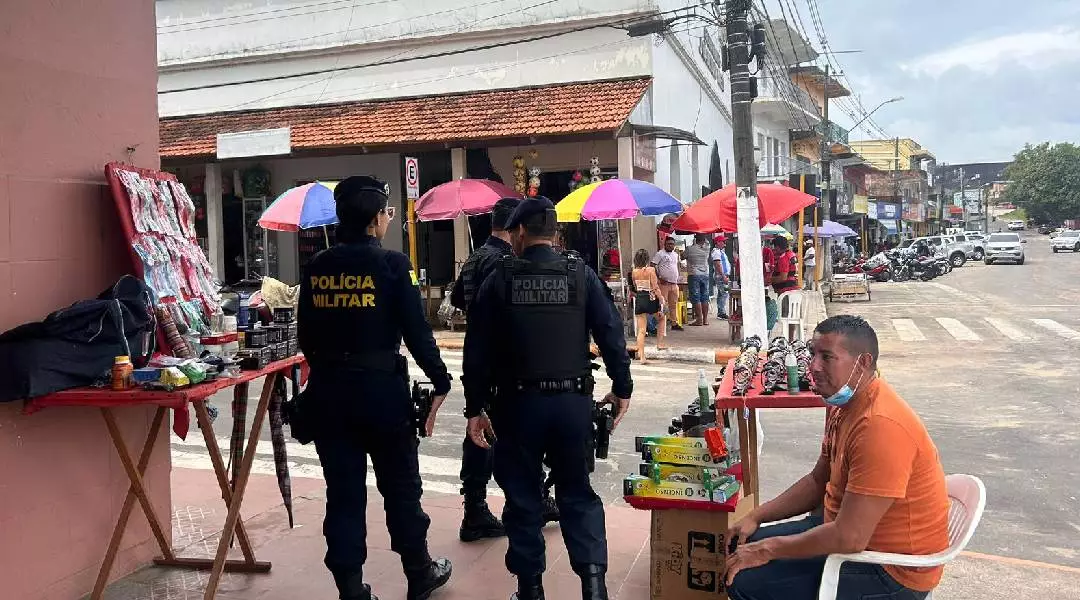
xmin=170 ymin=229 xmax=1080 ymax=595
xmin=766 ymin=229 xmax=1080 ymax=574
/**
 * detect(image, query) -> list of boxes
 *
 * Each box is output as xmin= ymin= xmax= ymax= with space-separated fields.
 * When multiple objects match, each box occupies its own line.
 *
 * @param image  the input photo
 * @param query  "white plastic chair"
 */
xmin=817 ymin=474 xmax=987 ymax=600
xmin=777 ymin=290 xmax=805 ymax=340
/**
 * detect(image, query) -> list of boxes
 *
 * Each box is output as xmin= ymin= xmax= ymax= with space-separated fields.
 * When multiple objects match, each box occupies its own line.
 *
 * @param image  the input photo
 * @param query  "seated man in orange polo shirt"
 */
xmin=726 ymin=315 xmax=950 ymax=600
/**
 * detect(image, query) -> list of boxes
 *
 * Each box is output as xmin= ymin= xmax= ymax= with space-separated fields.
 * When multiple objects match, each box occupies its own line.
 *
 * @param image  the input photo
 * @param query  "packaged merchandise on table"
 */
xmin=634 ymin=435 xmax=707 ymax=453
xmin=642 ymin=441 xmax=727 ymax=467
xmin=623 ymin=473 xmax=740 ymax=504
xmin=639 ymin=463 xmax=726 ymax=485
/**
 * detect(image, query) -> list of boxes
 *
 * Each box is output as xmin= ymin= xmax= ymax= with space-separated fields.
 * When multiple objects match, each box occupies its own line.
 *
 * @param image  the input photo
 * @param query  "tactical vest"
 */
xmin=495 ymin=254 xmax=590 ymax=382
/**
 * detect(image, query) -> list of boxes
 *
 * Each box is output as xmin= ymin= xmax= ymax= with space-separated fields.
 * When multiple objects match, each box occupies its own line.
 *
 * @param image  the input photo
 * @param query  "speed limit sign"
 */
xmin=405 ymin=156 xmax=419 ymax=199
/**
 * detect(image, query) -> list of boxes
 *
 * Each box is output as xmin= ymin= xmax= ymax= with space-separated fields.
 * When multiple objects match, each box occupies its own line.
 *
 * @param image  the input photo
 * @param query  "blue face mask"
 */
xmin=824 ymin=360 xmax=866 ymax=407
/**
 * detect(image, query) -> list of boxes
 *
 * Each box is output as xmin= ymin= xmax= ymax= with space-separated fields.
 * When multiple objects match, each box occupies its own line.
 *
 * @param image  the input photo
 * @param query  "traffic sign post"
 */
xmin=404 ymin=156 xmax=420 ymax=270
xmin=405 ymin=156 xmax=419 ymax=200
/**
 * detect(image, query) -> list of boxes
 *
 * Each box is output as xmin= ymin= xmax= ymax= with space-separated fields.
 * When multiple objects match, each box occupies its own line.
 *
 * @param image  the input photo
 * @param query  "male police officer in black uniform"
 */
xmin=448 ymin=197 xmax=517 ymax=543
xmin=462 ymin=197 xmax=633 ymax=600
xmin=297 ymin=176 xmax=453 ymax=600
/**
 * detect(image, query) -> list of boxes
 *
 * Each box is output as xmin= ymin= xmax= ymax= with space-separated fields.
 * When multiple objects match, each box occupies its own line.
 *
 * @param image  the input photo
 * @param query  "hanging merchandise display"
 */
xmin=106 ymin=163 xmax=223 ymax=342
xmin=589 ymin=156 xmax=602 ymax=184
xmin=513 ymin=155 xmax=527 ymax=195
xmin=527 ymin=166 xmax=541 ymax=198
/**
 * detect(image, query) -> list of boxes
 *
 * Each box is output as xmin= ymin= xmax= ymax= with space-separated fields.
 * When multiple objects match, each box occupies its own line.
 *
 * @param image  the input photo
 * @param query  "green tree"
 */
xmin=1003 ymin=142 xmax=1080 ymax=224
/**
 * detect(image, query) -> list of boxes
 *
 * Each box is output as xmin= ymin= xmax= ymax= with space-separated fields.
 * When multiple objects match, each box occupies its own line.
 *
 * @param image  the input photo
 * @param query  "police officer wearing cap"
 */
xmin=447 ymin=197 xmax=518 ymax=543
xmin=462 ymin=196 xmax=633 ymax=600
xmin=297 ymin=175 xmax=453 ymax=600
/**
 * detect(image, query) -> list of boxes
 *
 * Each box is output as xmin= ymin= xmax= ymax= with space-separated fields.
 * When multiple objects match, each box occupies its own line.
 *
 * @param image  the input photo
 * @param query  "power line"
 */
xmin=225 ymin=0 xmax=563 ymax=111
xmin=160 ymin=6 xmax=695 ymax=95
xmin=157 ymin=0 xmax=399 ymax=33
xmin=752 ymin=2 xmax=814 ymax=131
xmin=168 ymin=0 xmax=519 ymax=61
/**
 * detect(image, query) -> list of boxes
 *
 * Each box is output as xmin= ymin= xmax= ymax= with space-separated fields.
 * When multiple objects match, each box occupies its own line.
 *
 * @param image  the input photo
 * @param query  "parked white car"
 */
xmin=1051 ymin=230 xmax=1080 ymax=253
xmin=984 ymin=232 xmax=1027 ymax=264
xmin=1007 ymin=220 xmax=1025 ymax=231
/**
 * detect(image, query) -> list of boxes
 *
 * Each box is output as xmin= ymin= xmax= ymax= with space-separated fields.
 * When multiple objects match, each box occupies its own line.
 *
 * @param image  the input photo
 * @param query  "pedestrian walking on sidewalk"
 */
xmin=685 ymin=234 xmax=712 ymax=326
xmin=803 ymin=243 xmax=816 ymax=290
xmin=464 ymin=197 xmax=633 ymax=600
xmin=651 ymin=236 xmax=683 ymax=331
xmin=712 ymin=235 xmax=732 ymax=319
xmin=448 ymin=198 xmax=521 ymax=543
xmin=297 ymin=176 xmax=452 ymax=600
xmin=631 ymin=249 xmax=667 ymax=364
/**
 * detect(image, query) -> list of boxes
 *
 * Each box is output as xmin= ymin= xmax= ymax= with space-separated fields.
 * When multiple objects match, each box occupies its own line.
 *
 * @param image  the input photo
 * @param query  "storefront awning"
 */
xmin=627 ymin=124 xmax=706 ymax=146
xmin=160 ymin=78 xmax=653 ymax=159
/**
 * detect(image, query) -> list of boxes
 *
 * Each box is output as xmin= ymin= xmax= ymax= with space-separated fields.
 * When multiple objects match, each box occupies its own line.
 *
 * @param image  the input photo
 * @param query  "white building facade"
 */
xmin=156 ymin=0 xmax=735 ymax=285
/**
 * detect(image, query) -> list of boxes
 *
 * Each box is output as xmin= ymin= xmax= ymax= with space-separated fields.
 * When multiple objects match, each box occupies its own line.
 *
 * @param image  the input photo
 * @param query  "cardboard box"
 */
xmin=649 ymin=494 xmax=754 ymax=600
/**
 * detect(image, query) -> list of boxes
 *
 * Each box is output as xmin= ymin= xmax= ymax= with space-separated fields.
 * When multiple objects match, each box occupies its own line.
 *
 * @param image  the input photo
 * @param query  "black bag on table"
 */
xmin=0 ymin=275 xmax=156 ymax=403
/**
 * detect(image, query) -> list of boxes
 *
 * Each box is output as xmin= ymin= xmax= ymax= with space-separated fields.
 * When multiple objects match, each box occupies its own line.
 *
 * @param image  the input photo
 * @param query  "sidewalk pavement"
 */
xmin=432 ymin=286 xmax=831 ymax=365
xmin=102 ymin=469 xmax=652 ymax=600
xmin=102 ymin=469 xmax=1080 ymax=600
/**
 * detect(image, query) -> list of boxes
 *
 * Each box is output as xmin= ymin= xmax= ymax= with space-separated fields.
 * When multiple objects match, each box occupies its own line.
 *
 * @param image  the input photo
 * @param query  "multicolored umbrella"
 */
xmin=671 ymin=183 xmax=816 ymax=233
xmin=415 ymin=179 xmax=521 ymax=221
xmin=555 ymin=179 xmax=683 ymax=222
xmin=761 ymin=223 xmax=793 ymax=238
xmin=258 ymin=181 xmax=339 ymax=231
xmin=807 ymin=220 xmax=858 ymax=238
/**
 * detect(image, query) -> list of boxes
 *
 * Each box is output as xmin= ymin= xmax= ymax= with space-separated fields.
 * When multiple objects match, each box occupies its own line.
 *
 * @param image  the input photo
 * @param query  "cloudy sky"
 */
xmin=805 ymin=0 xmax=1080 ymax=163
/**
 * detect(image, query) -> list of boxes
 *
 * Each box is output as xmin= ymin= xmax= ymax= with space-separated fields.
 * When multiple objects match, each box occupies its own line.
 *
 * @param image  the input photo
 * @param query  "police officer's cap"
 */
xmin=334 ymin=175 xmax=390 ymax=202
xmin=504 ymin=196 xmax=556 ymax=230
xmin=491 ymin=197 xmax=522 ymax=231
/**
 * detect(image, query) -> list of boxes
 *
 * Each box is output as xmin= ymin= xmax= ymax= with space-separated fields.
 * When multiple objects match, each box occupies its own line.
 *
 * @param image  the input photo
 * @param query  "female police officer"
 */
xmin=297 ymin=175 xmax=453 ymax=600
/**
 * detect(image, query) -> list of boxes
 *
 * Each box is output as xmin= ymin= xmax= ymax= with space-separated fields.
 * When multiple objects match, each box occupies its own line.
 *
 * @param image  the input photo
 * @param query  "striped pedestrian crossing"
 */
xmin=934 ymin=318 xmax=980 ymax=341
xmin=409 ymin=350 xmax=695 ymax=384
xmin=876 ymin=316 xmax=1079 ymax=344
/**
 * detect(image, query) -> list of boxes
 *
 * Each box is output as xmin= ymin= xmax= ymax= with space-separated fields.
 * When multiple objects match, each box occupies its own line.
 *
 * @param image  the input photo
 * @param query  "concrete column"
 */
xmin=451 ymin=147 xmax=469 ymax=275
xmin=617 ymin=137 xmax=636 ymax=274
xmin=204 ymin=163 xmax=225 ymax=280
xmin=691 ymin=144 xmax=701 ymax=202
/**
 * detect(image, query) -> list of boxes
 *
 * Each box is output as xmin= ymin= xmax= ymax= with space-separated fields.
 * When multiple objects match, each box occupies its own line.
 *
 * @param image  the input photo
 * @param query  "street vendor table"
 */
xmin=714 ymin=357 xmax=824 ymax=506
xmin=24 ymin=355 xmax=307 ymax=600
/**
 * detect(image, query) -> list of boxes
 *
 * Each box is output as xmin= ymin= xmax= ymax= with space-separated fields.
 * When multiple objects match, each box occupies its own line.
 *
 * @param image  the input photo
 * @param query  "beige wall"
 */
xmin=0 ymin=1 xmax=166 ymax=598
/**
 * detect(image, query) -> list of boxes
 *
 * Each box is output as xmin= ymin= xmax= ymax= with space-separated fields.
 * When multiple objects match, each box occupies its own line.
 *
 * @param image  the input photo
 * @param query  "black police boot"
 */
xmin=331 ymin=571 xmax=379 ymax=600
xmin=404 ymin=557 xmax=452 ymax=600
xmin=509 ymin=574 xmax=545 ymax=600
xmin=578 ymin=564 xmax=608 ymax=600
xmin=459 ymin=491 xmax=506 ymax=542
xmin=541 ymin=492 xmax=560 ymax=524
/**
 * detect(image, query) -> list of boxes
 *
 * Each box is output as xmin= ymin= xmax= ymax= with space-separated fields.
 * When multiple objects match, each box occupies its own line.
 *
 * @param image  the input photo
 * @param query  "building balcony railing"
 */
xmin=791 ymin=120 xmax=850 ymax=145
xmin=758 ymin=155 xmax=816 ymax=180
xmin=754 ymin=73 xmax=822 ymax=126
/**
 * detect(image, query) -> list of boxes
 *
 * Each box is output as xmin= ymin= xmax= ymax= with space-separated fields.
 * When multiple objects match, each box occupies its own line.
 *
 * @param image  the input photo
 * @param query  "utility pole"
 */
xmin=726 ymin=0 xmax=767 ymax=341
xmin=818 ymin=63 xmax=831 ymax=280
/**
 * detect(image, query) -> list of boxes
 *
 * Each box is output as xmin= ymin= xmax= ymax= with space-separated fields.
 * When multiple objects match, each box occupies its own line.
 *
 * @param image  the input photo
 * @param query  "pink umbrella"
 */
xmin=415 ymin=179 xmax=522 ymax=221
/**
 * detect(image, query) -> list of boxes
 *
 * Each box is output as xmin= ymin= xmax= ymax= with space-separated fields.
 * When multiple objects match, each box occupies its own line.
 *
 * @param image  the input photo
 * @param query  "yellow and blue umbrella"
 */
xmin=555 ymin=179 xmax=682 ymax=222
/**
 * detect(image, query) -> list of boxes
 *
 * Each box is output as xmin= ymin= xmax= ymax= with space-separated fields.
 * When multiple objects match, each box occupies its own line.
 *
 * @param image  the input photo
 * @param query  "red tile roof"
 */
xmin=160 ymin=78 xmax=652 ymax=159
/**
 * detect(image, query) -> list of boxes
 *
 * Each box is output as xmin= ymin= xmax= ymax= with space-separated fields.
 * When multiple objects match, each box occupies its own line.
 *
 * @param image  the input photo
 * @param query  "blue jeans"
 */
xmin=688 ymin=274 xmax=710 ymax=304
xmin=727 ymin=516 xmax=929 ymax=600
xmin=716 ymin=281 xmax=730 ymax=317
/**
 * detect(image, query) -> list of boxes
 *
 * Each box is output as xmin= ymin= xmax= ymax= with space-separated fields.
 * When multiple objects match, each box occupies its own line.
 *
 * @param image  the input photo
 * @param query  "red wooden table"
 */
xmin=25 ymin=355 xmax=307 ymax=600
xmin=714 ymin=358 xmax=825 ymax=505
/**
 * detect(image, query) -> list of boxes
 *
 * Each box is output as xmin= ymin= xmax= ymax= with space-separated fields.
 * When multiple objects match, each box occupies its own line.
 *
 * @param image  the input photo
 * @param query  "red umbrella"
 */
xmin=414 ymin=179 xmax=522 ymax=221
xmin=672 ymin=183 xmax=817 ymax=233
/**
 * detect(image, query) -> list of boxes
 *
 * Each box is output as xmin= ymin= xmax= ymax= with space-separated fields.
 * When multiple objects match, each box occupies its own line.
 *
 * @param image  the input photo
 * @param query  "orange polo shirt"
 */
xmin=821 ymin=378 xmax=950 ymax=592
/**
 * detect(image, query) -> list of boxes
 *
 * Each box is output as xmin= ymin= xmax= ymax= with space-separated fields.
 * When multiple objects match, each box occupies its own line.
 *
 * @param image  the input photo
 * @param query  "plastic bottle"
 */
xmin=112 ymin=356 xmax=133 ymax=391
xmin=697 ymin=369 xmax=711 ymax=413
xmin=785 ymin=351 xmax=799 ymax=394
